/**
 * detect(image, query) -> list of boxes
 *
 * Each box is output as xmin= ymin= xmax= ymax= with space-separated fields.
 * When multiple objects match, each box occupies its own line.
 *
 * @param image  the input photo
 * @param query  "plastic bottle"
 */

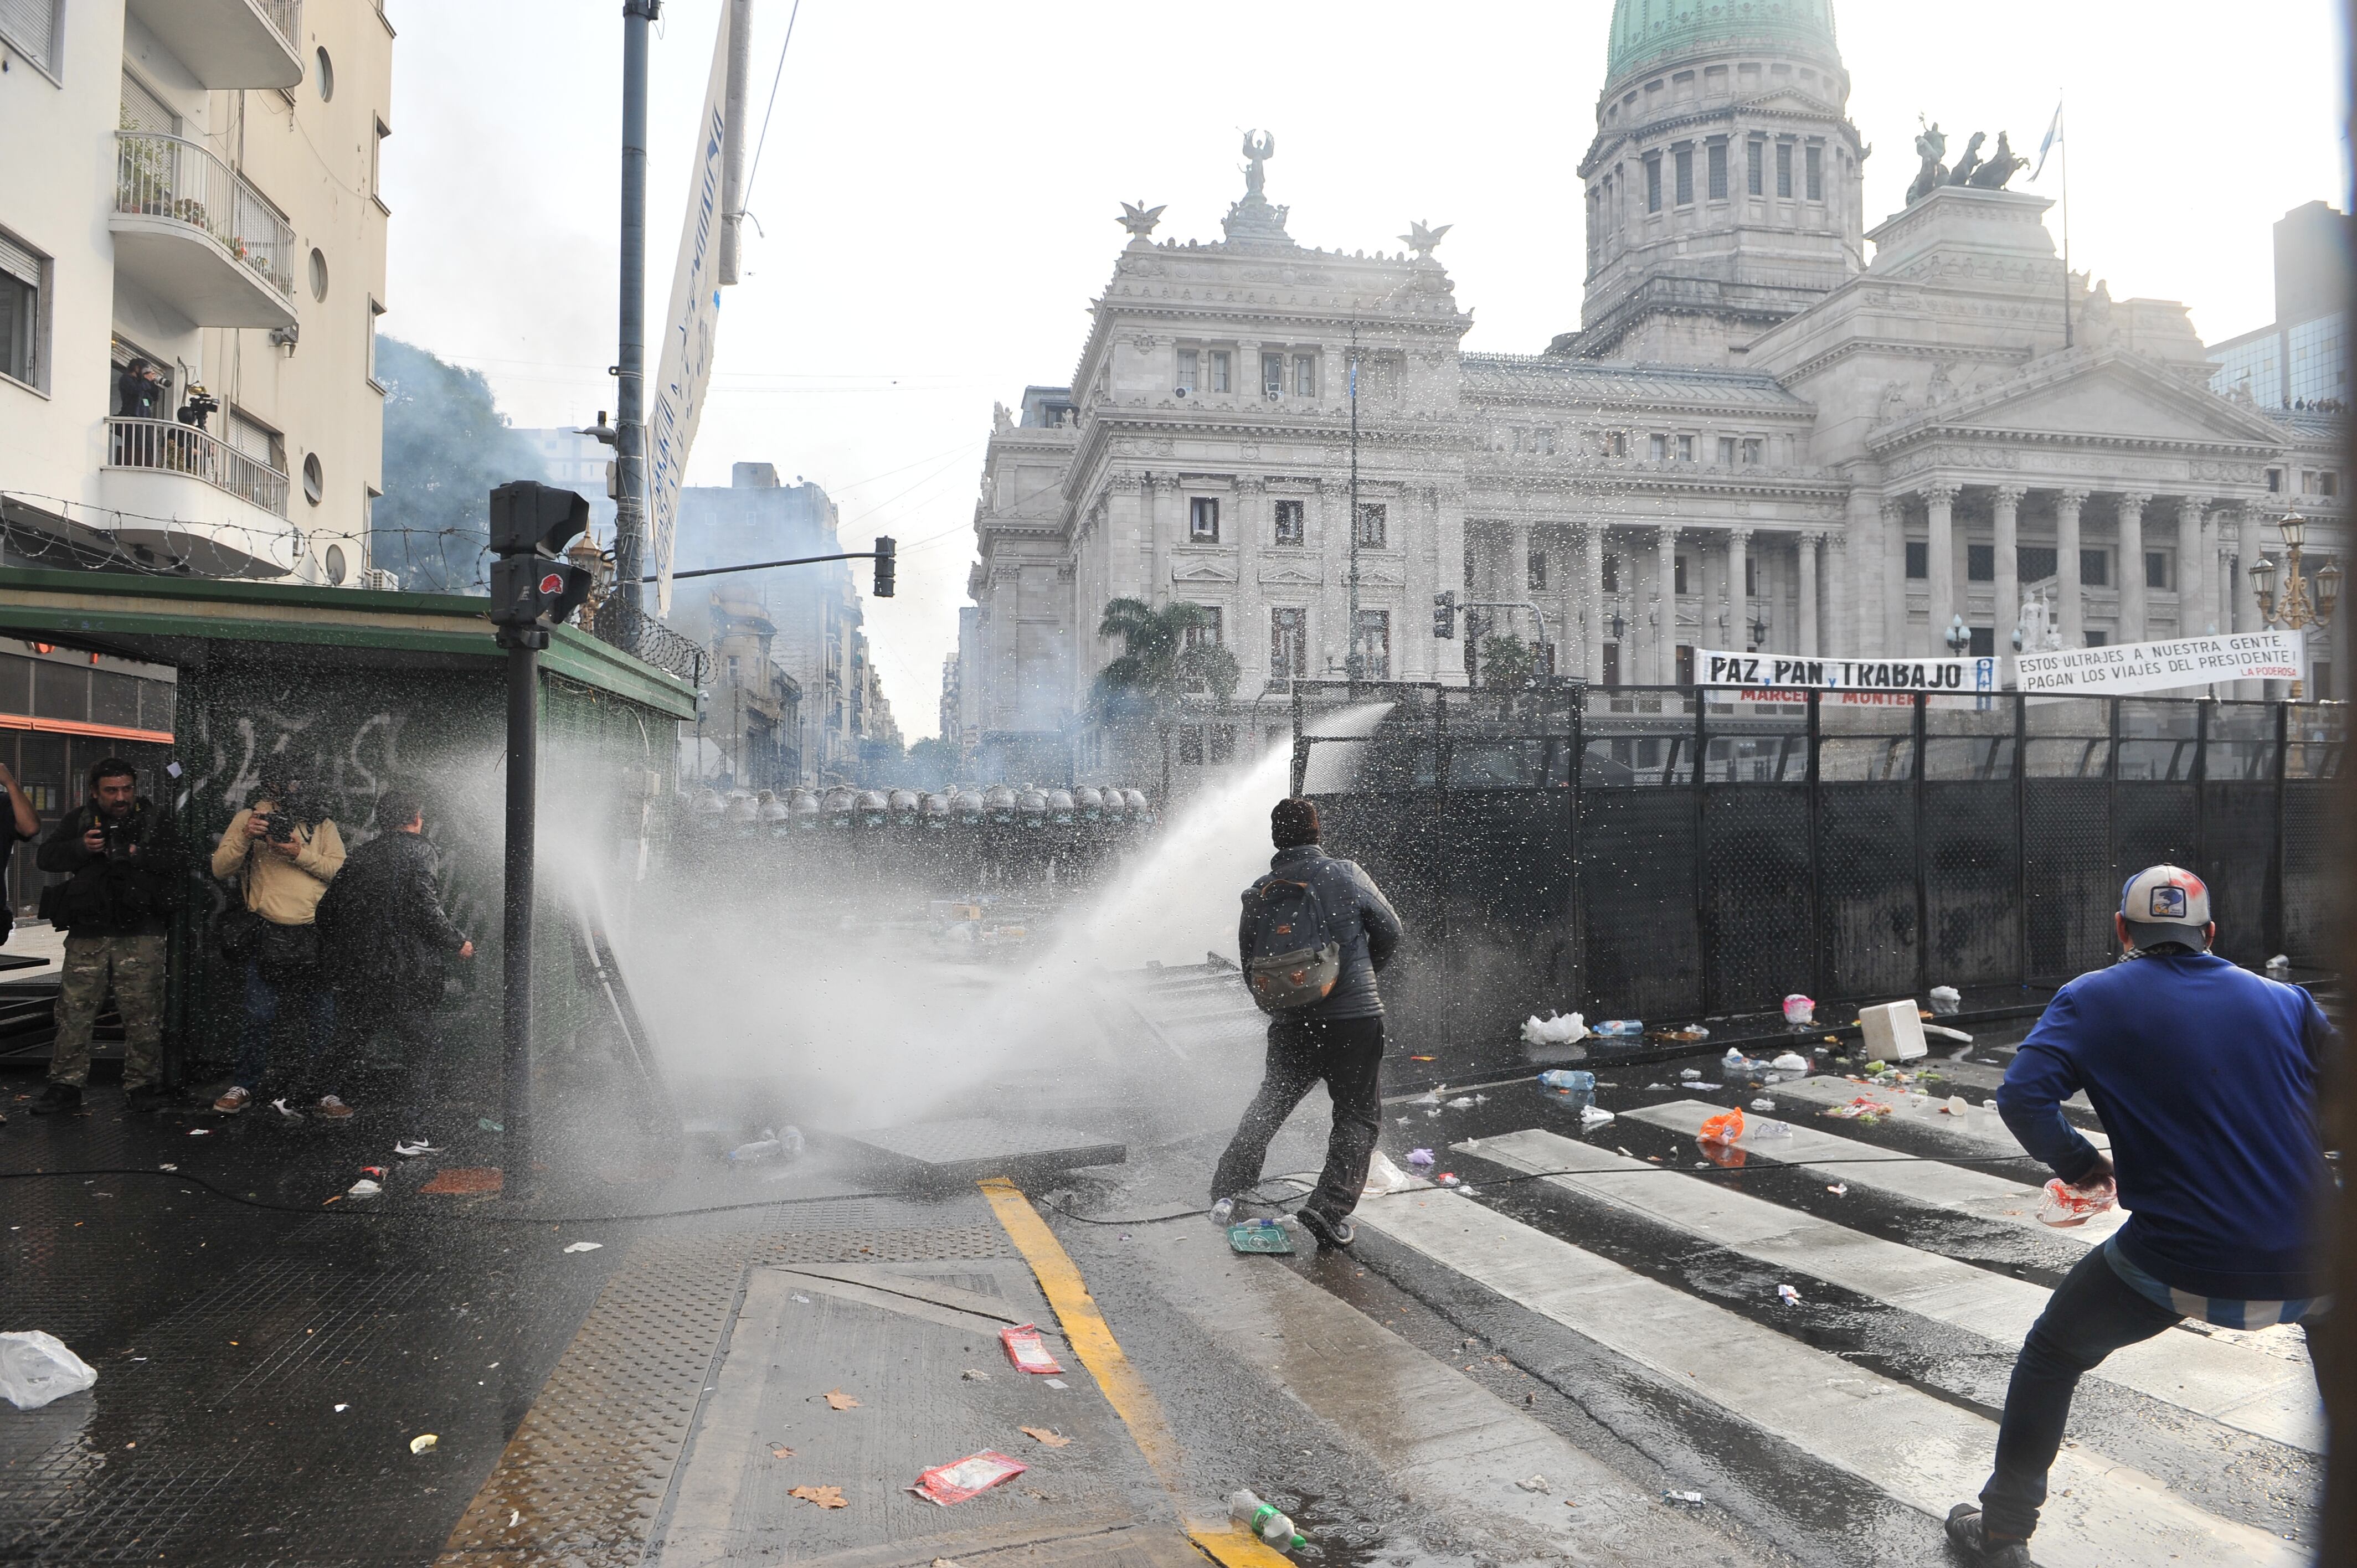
xmin=1228 ymin=1489 xmax=1308 ymax=1550
xmin=1593 ymin=1019 xmax=1644 ymax=1037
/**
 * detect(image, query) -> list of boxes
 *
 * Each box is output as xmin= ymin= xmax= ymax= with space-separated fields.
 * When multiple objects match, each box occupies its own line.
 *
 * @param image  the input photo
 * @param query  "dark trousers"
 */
xmin=1210 ymin=1013 xmax=1385 ymax=1222
xmin=233 ymin=959 xmax=334 ymax=1093
xmin=299 ymin=996 xmax=435 ymax=1104
xmin=1980 ymin=1243 xmax=2329 ymax=1539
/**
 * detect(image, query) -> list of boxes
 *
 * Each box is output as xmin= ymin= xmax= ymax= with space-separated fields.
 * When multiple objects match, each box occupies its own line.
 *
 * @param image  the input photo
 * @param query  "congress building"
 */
xmin=950 ymin=0 xmax=2344 ymax=775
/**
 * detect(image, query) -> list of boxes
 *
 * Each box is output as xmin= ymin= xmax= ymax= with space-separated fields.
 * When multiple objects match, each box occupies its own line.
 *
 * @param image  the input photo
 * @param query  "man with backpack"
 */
xmin=30 ymin=758 xmax=182 ymax=1115
xmin=312 ymin=785 xmax=474 ymax=1113
xmin=1212 ymin=797 xmax=1403 ymax=1249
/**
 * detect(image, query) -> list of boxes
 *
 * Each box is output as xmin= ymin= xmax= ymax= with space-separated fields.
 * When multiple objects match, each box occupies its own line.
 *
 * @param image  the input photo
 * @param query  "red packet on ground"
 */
xmin=1000 ymin=1323 xmax=1063 ymax=1375
xmin=910 ymin=1450 xmax=1027 ymax=1505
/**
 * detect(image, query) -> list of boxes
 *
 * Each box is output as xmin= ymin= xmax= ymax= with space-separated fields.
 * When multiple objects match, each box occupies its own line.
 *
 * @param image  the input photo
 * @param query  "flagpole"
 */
xmin=2058 ymin=97 xmax=2073 ymax=349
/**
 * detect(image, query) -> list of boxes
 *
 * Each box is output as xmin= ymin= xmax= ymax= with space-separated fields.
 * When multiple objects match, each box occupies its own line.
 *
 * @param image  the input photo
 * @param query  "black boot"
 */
xmin=1945 ymin=1504 xmax=2032 ymax=1566
xmin=125 ymin=1084 xmax=173 ymax=1114
xmin=30 ymin=1083 xmax=84 ymax=1116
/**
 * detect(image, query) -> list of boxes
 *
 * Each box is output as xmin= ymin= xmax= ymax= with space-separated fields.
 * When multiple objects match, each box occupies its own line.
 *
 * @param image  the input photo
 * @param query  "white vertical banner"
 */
xmin=646 ymin=2 xmax=737 ymax=616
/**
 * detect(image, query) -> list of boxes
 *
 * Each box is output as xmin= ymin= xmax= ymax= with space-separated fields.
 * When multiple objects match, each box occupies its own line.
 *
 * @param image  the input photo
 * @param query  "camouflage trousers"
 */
xmin=51 ymin=933 xmax=168 ymax=1091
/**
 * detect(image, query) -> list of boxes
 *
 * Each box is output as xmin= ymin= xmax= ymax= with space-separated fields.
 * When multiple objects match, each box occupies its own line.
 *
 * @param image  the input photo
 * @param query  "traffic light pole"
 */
xmin=501 ymin=629 xmax=539 ymax=1206
xmin=613 ymin=0 xmax=657 ymax=622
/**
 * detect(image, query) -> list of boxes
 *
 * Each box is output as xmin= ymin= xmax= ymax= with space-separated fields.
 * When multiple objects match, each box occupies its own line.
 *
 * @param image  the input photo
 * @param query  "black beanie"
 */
xmin=1271 ymin=798 xmax=1320 ymax=849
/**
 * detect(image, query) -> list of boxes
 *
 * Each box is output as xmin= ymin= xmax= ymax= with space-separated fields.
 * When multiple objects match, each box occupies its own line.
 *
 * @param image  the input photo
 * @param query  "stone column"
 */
xmin=1655 ymin=524 xmax=1679 ymax=683
xmin=1922 ymin=482 xmax=1960 ymax=656
xmin=1583 ymin=526 xmax=1607 ymax=682
xmin=1149 ymin=473 xmax=1181 ymax=607
xmin=1317 ymin=478 xmax=1346 ymax=673
xmin=1993 ymin=484 xmax=2025 ymax=656
xmin=1880 ymin=497 xmax=1908 ymax=652
xmin=2118 ymin=491 xmax=2150 ymax=643
xmin=1235 ymin=476 xmax=1265 ymax=692
xmin=1727 ymin=527 xmax=1752 ymax=649
xmin=1826 ymin=532 xmax=1850 ymax=656
xmin=1797 ymin=530 xmax=1821 ymax=656
xmin=2056 ymin=489 xmax=2088 ymax=647
xmin=2178 ymin=496 xmax=2208 ymax=635
xmin=2235 ymin=503 xmax=2263 ymax=697
xmin=1509 ymin=519 xmax=1534 ymax=652
xmin=1108 ymin=472 xmax=1145 ymax=606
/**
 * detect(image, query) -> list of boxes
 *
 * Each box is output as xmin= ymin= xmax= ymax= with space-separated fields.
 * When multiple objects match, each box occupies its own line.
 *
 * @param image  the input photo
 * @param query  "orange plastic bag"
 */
xmin=1698 ymin=1107 xmax=1746 ymax=1145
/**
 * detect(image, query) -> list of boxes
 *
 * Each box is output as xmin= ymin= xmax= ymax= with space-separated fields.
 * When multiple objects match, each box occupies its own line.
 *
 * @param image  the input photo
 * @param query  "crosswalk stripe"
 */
xmin=1352 ymin=1190 xmax=2302 ymax=1568
xmin=1459 ymin=1128 xmax=2320 ymax=1453
xmin=1772 ymin=1074 xmax=2113 ymax=1153
xmin=1624 ymin=1097 xmax=2130 ymax=1247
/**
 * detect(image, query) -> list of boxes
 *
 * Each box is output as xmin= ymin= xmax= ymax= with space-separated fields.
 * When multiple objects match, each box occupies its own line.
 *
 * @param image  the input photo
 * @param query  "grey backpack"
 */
xmin=1244 ymin=874 xmax=1342 ymax=1013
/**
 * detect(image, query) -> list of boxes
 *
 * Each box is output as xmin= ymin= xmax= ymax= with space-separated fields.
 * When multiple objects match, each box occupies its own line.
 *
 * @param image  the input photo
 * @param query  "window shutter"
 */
xmin=0 ymin=0 xmax=55 ymax=72
xmin=0 ymin=230 xmax=40 ymax=288
xmin=121 ymin=71 xmax=177 ymax=134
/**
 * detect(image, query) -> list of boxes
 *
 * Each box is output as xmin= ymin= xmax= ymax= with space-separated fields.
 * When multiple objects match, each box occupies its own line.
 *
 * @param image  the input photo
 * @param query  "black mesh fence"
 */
xmin=1292 ymin=681 xmax=2343 ymax=1031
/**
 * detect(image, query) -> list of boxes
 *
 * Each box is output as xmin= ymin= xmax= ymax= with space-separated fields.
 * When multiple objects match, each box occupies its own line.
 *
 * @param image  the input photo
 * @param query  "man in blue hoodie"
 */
xmin=1946 ymin=865 xmax=2335 ymax=1566
xmin=1212 ymin=797 xmax=1404 ymax=1250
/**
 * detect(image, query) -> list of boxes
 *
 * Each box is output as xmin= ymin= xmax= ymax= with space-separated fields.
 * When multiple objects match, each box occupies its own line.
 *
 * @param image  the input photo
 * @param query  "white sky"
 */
xmin=383 ymin=1 xmax=2350 ymax=737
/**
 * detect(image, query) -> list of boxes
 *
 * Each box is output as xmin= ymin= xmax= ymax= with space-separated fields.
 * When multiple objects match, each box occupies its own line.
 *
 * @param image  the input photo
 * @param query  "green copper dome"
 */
xmin=1605 ymin=0 xmax=1840 ymax=85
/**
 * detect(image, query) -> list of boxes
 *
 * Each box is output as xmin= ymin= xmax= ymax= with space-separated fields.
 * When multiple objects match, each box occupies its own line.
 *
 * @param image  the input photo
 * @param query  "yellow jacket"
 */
xmin=210 ymin=803 xmax=344 ymax=926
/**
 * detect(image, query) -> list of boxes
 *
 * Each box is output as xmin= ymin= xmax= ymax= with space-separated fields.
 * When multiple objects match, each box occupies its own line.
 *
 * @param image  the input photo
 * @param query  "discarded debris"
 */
xmin=1363 ymin=1151 xmax=1418 ymax=1195
xmin=189 ymin=1128 xmax=212 ymax=1136
xmin=824 ymin=1388 xmax=861 ymax=1410
xmin=1579 ymin=1105 xmax=1615 ymax=1127
xmin=561 ymin=1241 xmax=603 ymax=1254
xmin=0 ymin=1331 xmax=97 ymax=1410
xmin=1043 ymin=1378 xmax=1067 ymax=1389
xmin=1929 ymin=984 xmax=1962 ymax=1014
xmin=410 ymin=1435 xmax=438 ymax=1454
xmin=1515 ymin=1474 xmax=1552 ymax=1493
xmin=1019 ymin=1425 xmax=1072 ymax=1447
xmin=788 ymin=1484 xmax=848 ymax=1509
xmin=270 ymin=1097 xmax=302 ymax=1120
xmin=1778 ymin=1284 xmax=1802 ymax=1307
xmin=960 ymin=1369 xmax=991 ymax=1381
xmin=1001 ymin=1325 xmax=1064 ymax=1375
xmin=770 ymin=1445 xmax=795 ymax=1457
xmin=1679 ymin=1069 xmax=1701 ymax=1080
xmin=334 ymin=1404 xmax=348 ymax=1412
xmin=1750 ymin=1119 xmax=1793 ymax=1138
xmin=1750 ymin=1098 xmax=1777 ymax=1112
xmin=158 ymin=1163 xmax=177 ymax=1172
xmin=1770 ymin=1053 xmax=1811 ymax=1073
xmin=912 ymin=1451 xmax=1027 ymax=1506
xmin=1781 ymin=994 xmax=1815 ymax=1025
xmin=791 ymin=1293 xmax=812 ymax=1304
xmin=347 ymin=1179 xmax=382 ymax=1199
xmin=1592 ymin=1019 xmax=1643 ymax=1037
xmin=1228 ymin=1219 xmax=1296 ymax=1256
xmin=1697 ymin=1108 xmax=1746 ymax=1145
xmin=478 ymin=1118 xmax=505 ymax=1133
xmin=1663 ymin=1489 xmax=1706 ymax=1506
xmin=1521 ymin=1012 xmax=1588 ymax=1046
xmin=1230 ymin=1488 xmax=1309 ymax=1549
xmin=393 ymin=1141 xmax=438 ymax=1158
xmin=1446 ymin=1096 xmax=1475 ymax=1110
xmin=1409 ymin=1054 xmax=1435 ymax=1062
xmin=2037 ymin=1175 xmax=2119 ymax=1229
xmin=1827 ymin=1184 xmax=1849 ymax=1196
xmin=1406 ymin=1148 xmax=1434 ymax=1169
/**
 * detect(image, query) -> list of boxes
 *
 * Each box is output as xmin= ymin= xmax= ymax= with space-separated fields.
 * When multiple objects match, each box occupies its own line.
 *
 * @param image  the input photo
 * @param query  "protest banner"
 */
xmin=1696 ymin=651 xmax=2000 ymax=695
xmin=2012 ymin=631 xmax=2304 ymax=695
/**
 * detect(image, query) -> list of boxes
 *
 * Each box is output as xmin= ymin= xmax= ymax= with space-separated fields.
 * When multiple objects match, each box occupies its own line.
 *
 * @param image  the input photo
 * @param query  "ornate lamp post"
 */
xmin=2248 ymin=511 xmax=2342 ymax=699
xmin=1944 ymin=613 xmax=1972 ymax=657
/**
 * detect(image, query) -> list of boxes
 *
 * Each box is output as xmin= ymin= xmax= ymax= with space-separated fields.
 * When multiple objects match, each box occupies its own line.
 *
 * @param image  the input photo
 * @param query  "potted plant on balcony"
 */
xmin=115 ymin=114 xmax=177 ymax=216
xmin=172 ymin=195 xmax=211 ymax=230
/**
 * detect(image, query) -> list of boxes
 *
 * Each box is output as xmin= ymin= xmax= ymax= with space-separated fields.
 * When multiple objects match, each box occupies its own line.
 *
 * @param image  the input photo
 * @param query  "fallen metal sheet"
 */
xmin=831 ymin=1118 xmax=1126 ymax=1190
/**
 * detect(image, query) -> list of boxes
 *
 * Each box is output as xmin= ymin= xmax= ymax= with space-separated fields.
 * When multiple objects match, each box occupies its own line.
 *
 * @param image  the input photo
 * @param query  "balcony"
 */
xmin=111 ymin=133 xmax=297 ymax=330
xmin=100 ymin=417 xmax=306 ymax=579
xmin=123 ymin=0 xmax=302 ymax=89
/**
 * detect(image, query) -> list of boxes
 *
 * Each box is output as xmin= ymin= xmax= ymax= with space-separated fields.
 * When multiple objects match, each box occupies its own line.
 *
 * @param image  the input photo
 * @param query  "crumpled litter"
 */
xmin=347 ymin=1179 xmax=382 ymax=1198
xmin=1363 ymin=1150 xmax=1419 ymax=1195
xmin=910 ymin=1450 xmax=1026 ymax=1507
xmin=562 ymin=1241 xmax=604 ymax=1254
xmin=1515 ymin=1474 xmax=1552 ymax=1493
xmin=1520 ymin=1012 xmax=1587 ymax=1046
xmin=1446 ymin=1096 xmax=1474 ymax=1110
xmin=1749 ymin=1098 xmax=1777 ymax=1112
xmin=1782 ymin=994 xmax=1815 ymax=1025
xmin=1579 ymin=1105 xmax=1614 ymax=1127
xmin=1770 ymin=1053 xmax=1810 ymax=1073
xmin=410 ymin=1433 xmax=438 ymax=1454
xmin=1777 ymin=1283 xmax=1802 ymax=1307
xmin=1663 ymin=1489 xmax=1706 ymax=1505
xmin=270 ymin=1097 xmax=302 ymax=1120
xmin=0 ymin=1331 xmax=97 ymax=1410
xmin=393 ymin=1141 xmax=438 ymax=1158
xmin=1406 ymin=1148 xmax=1434 ymax=1169
xmin=1698 ymin=1108 xmax=1746 ymax=1145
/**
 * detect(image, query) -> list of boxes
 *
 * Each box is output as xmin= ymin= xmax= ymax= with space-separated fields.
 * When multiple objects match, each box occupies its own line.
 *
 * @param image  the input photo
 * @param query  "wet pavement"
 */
xmin=0 ymin=961 xmax=2329 ymax=1567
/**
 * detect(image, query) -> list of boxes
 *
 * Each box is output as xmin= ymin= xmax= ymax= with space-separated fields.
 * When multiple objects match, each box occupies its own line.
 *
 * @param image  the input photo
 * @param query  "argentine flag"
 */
xmin=2032 ymin=100 xmax=2064 ymax=180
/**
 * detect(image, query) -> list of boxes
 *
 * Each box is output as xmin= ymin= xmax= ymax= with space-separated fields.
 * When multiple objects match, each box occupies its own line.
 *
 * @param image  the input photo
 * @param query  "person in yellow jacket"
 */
xmin=208 ymin=764 xmax=345 ymax=1117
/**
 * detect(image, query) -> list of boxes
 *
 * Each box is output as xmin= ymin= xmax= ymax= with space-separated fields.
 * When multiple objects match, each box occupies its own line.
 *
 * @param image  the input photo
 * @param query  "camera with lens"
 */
xmin=100 ymin=820 xmax=138 ymax=863
xmin=179 ymin=384 xmax=220 ymax=426
xmin=256 ymin=809 xmax=296 ymax=844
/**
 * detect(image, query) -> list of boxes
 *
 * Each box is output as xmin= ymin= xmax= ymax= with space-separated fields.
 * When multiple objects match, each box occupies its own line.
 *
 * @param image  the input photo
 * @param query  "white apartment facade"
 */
xmin=0 ymin=0 xmax=393 ymax=586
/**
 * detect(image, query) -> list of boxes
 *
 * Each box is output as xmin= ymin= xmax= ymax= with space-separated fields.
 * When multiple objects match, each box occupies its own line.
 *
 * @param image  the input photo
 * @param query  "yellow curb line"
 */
xmin=979 ymin=1177 xmax=1294 ymax=1568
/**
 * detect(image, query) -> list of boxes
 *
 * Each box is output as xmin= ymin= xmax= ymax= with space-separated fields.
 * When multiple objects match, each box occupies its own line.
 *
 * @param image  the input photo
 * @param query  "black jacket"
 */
xmin=316 ymin=831 xmax=468 ymax=1009
xmin=1238 ymin=845 xmax=1403 ymax=1020
xmin=116 ymin=368 xmax=162 ymax=421
xmin=37 ymin=800 xmax=182 ymax=937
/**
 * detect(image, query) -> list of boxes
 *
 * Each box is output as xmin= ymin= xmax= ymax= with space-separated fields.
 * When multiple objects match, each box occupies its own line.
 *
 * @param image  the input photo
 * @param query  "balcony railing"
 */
xmin=255 ymin=0 xmax=302 ymax=49
xmin=114 ymin=132 xmax=296 ymax=302
xmin=107 ymin=417 xmax=290 ymax=518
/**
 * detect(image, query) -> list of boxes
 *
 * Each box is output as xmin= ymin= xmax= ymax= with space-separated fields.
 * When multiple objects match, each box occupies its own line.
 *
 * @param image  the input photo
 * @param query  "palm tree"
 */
xmin=1093 ymin=597 xmax=1240 ymax=723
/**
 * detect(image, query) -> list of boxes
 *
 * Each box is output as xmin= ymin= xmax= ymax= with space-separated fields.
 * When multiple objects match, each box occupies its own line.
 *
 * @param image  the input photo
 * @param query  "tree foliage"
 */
xmin=1092 ymin=598 xmax=1239 ymax=723
xmin=373 ymin=337 xmax=545 ymax=593
xmin=1479 ymin=631 xmax=1538 ymax=693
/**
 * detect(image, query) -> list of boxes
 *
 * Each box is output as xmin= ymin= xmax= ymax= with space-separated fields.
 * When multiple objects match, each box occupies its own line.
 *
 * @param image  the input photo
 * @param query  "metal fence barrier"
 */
xmin=1289 ymin=680 xmax=2345 ymax=1052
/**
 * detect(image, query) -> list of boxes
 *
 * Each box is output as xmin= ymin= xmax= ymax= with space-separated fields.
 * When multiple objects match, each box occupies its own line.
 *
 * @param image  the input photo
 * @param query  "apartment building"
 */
xmin=0 ymin=0 xmax=393 ymax=586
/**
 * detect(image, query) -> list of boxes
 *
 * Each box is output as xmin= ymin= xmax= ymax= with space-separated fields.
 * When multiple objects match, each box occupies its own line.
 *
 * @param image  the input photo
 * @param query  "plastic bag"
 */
xmin=1 ymin=1330 xmax=97 ymax=1410
xmin=2036 ymin=1175 xmax=2118 ymax=1229
xmin=1698 ymin=1107 xmax=1747 ymax=1145
xmin=911 ymin=1450 xmax=1027 ymax=1505
xmin=1521 ymin=1012 xmax=1588 ymax=1046
xmin=1001 ymin=1323 xmax=1063 ymax=1375
xmin=1782 ymin=994 xmax=1815 ymax=1025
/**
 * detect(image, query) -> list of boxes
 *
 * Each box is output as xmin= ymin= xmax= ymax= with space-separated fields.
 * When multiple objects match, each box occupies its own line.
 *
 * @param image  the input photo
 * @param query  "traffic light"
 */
xmin=1432 ymin=590 xmax=1457 ymax=639
xmin=874 ymin=535 xmax=896 ymax=599
xmin=490 ymin=555 xmax=596 ymax=630
xmin=488 ymin=479 xmax=590 ymax=560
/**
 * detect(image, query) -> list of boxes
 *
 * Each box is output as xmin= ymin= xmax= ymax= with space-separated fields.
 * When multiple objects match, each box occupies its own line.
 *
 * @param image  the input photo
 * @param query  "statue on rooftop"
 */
xmin=1967 ymin=131 xmax=2029 ymax=190
xmin=1905 ymin=120 xmax=1949 ymax=204
xmin=1399 ymin=219 xmax=1452 ymax=260
xmin=1242 ymin=130 xmax=1275 ymax=198
xmin=1117 ymin=200 xmax=1165 ymax=239
xmin=1946 ymin=131 xmax=1987 ymax=187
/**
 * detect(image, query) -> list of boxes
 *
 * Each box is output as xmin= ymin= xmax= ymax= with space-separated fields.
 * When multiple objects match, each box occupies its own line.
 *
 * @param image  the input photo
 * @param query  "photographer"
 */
xmin=208 ymin=764 xmax=344 ymax=1118
xmin=30 ymin=759 xmax=182 ymax=1116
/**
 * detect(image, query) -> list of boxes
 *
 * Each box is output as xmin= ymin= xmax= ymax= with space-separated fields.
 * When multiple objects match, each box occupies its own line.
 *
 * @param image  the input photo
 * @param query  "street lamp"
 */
xmin=1944 ymin=613 xmax=1972 ymax=657
xmin=2248 ymin=510 xmax=2341 ymax=698
xmin=1747 ymin=610 xmax=1770 ymax=651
